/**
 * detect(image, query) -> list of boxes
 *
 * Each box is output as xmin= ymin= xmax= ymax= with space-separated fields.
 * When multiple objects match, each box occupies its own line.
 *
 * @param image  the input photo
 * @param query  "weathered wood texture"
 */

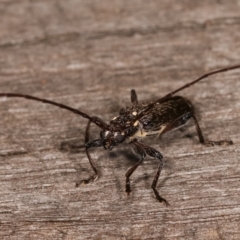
xmin=0 ymin=1 xmax=240 ymax=239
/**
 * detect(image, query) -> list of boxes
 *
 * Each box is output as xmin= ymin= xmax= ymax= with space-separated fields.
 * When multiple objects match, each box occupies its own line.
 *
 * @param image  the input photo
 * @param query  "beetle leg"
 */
xmin=126 ymin=140 xmax=146 ymax=195
xmin=192 ymin=114 xmax=233 ymax=146
xmin=76 ymin=138 xmax=103 ymax=186
xmin=137 ymin=141 xmax=169 ymax=206
xmin=131 ymin=89 xmax=138 ymax=104
xmin=128 ymin=140 xmax=169 ymax=205
xmin=84 ymin=119 xmax=91 ymax=143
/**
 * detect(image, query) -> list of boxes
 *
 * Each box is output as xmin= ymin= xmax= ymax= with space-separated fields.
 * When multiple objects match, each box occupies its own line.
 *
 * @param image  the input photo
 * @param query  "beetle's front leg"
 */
xmin=192 ymin=114 xmax=233 ymax=146
xmin=76 ymin=138 xmax=103 ymax=186
xmin=137 ymin=141 xmax=170 ymax=206
xmin=129 ymin=140 xmax=169 ymax=206
xmin=126 ymin=140 xmax=146 ymax=195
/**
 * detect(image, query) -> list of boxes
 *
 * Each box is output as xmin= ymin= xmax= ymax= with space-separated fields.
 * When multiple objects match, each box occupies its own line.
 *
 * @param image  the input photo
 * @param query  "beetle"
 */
xmin=0 ymin=64 xmax=239 ymax=205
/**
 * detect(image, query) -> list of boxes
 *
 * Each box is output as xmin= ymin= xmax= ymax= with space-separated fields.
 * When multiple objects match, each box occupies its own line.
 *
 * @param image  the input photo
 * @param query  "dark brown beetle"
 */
xmin=0 ymin=65 xmax=239 ymax=205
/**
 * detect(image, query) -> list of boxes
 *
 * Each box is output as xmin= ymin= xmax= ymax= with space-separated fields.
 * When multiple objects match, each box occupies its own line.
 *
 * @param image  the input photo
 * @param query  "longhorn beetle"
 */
xmin=0 ymin=65 xmax=240 ymax=205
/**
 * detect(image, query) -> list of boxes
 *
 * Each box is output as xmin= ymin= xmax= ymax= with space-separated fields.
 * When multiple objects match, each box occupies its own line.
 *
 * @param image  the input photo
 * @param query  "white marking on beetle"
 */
xmin=132 ymin=111 xmax=137 ymax=116
xmin=129 ymin=125 xmax=167 ymax=141
xmin=133 ymin=121 xmax=139 ymax=126
xmin=114 ymin=132 xmax=119 ymax=137
xmin=105 ymin=131 xmax=110 ymax=136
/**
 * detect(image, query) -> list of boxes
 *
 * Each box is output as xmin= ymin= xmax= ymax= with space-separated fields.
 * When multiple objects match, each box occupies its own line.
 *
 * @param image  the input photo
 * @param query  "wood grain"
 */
xmin=0 ymin=1 xmax=240 ymax=239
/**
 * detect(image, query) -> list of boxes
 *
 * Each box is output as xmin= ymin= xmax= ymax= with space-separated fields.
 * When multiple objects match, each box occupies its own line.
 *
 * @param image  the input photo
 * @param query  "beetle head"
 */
xmin=100 ymin=129 xmax=126 ymax=150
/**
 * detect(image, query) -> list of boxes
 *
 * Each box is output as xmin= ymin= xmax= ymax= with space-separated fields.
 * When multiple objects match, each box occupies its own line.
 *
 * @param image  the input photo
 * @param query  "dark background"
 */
xmin=0 ymin=1 xmax=240 ymax=239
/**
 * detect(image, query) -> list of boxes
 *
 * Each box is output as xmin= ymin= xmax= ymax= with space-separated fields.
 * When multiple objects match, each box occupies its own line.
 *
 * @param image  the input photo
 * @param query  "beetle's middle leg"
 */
xmin=192 ymin=114 xmax=233 ymax=146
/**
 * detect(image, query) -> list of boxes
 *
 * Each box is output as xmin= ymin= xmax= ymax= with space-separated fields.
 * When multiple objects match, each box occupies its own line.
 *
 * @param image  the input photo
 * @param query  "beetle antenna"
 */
xmin=0 ymin=93 xmax=108 ymax=129
xmin=160 ymin=64 xmax=240 ymax=102
xmin=133 ymin=64 xmax=240 ymax=123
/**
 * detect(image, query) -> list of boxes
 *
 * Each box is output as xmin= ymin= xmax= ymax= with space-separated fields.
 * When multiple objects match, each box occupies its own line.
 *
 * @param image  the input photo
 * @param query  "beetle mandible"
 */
xmin=0 ymin=64 xmax=240 ymax=205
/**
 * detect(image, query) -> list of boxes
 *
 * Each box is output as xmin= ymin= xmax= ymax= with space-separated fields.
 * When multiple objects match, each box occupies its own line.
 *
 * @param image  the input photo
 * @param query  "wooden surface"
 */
xmin=0 ymin=1 xmax=240 ymax=239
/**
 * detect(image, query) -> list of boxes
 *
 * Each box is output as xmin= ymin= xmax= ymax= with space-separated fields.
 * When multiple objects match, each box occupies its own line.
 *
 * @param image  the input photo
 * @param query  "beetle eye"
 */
xmin=115 ymin=134 xmax=125 ymax=143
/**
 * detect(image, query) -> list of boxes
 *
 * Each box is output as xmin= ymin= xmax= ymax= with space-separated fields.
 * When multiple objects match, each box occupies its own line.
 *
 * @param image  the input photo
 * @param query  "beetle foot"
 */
xmin=76 ymin=174 xmax=98 ymax=187
xmin=125 ymin=183 xmax=131 ymax=195
xmin=204 ymin=140 xmax=233 ymax=147
xmin=152 ymin=188 xmax=170 ymax=206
